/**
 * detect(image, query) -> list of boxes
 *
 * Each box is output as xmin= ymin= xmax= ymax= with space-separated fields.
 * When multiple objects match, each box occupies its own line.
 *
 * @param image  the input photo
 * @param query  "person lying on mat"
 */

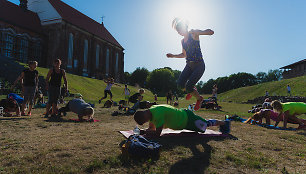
xmin=271 ymin=101 xmax=306 ymax=129
xmin=58 ymin=94 xmax=94 ymax=121
xmin=134 ymin=104 xmax=230 ymax=137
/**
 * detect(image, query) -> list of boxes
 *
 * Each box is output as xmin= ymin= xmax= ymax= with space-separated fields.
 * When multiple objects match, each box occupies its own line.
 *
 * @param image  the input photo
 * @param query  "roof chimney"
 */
xmin=19 ymin=0 xmax=28 ymax=11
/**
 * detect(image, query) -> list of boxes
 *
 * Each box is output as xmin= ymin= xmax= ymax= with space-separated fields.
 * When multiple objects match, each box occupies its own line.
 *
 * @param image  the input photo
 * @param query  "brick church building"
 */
xmin=0 ymin=0 xmax=124 ymax=81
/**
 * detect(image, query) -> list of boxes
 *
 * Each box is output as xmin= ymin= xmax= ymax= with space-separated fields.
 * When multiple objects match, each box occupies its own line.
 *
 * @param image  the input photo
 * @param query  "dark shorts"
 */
xmin=104 ymin=90 xmax=112 ymax=98
xmin=23 ymin=86 xmax=36 ymax=105
xmin=48 ymin=86 xmax=61 ymax=104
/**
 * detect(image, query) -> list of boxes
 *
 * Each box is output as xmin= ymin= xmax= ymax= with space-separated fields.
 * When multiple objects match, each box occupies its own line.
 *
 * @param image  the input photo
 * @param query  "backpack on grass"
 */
xmin=120 ymin=135 xmax=161 ymax=158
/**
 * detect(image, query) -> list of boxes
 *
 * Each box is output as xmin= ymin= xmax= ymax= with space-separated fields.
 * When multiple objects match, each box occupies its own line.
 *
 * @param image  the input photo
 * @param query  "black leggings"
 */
xmin=102 ymin=90 xmax=112 ymax=99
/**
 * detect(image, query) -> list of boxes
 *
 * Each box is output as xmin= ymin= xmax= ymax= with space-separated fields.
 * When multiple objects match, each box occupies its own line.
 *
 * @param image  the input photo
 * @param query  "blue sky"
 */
xmin=10 ymin=0 xmax=306 ymax=82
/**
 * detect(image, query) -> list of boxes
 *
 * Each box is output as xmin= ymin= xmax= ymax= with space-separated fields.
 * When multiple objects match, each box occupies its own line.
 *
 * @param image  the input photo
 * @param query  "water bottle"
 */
xmin=133 ymin=126 xmax=140 ymax=136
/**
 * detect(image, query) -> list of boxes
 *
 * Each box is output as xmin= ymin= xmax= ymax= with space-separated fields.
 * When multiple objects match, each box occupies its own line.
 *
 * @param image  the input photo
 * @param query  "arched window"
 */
xmin=4 ymin=33 xmax=14 ymax=58
xmin=19 ymin=37 xmax=28 ymax=63
xmin=83 ymin=39 xmax=88 ymax=73
xmin=105 ymin=48 xmax=109 ymax=76
xmin=96 ymin=44 xmax=100 ymax=69
xmin=115 ymin=52 xmax=119 ymax=75
xmin=67 ymin=33 xmax=73 ymax=68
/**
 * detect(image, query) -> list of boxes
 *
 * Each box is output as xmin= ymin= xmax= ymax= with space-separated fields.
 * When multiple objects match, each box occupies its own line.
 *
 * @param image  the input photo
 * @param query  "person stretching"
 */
xmin=134 ymin=104 xmax=230 ymax=137
xmin=271 ymin=101 xmax=306 ymax=129
xmin=99 ymin=78 xmax=120 ymax=103
xmin=58 ymin=96 xmax=94 ymax=121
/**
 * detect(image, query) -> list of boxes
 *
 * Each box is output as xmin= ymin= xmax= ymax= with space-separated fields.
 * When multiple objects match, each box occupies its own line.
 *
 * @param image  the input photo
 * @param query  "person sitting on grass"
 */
xmin=134 ymin=104 xmax=230 ymax=137
xmin=58 ymin=94 xmax=94 ymax=122
xmin=129 ymin=88 xmax=145 ymax=110
xmin=0 ymin=98 xmax=21 ymax=117
xmin=271 ymin=100 xmax=306 ymax=129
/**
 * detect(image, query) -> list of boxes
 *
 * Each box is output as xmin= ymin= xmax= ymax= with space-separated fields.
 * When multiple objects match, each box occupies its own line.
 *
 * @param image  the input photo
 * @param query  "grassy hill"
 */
xmin=0 ymin=60 xmax=154 ymax=103
xmin=218 ymin=75 xmax=306 ymax=103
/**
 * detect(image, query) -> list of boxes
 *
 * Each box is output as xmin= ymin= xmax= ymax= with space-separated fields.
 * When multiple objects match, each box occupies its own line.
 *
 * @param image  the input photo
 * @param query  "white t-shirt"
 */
xmin=105 ymin=83 xmax=113 ymax=90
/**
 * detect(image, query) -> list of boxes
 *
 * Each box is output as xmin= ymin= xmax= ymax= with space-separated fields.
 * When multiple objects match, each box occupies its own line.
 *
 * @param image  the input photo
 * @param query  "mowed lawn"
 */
xmin=0 ymin=96 xmax=305 ymax=174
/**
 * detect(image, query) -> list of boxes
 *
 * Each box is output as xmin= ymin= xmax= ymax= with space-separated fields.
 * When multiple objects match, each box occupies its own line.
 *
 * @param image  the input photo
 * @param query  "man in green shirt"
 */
xmin=134 ymin=104 xmax=230 ymax=137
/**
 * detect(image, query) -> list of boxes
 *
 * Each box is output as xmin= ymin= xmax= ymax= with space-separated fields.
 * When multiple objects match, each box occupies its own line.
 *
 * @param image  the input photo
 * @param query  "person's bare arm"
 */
xmin=166 ymin=47 xmax=186 ymax=58
xmin=283 ymin=111 xmax=289 ymax=128
xmin=62 ymin=70 xmax=68 ymax=91
xmin=145 ymin=125 xmax=163 ymax=137
xmin=12 ymin=72 xmax=24 ymax=89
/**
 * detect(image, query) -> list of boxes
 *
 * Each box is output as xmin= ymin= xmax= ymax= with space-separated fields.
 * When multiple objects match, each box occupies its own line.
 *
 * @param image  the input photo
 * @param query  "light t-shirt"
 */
xmin=105 ymin=83 xmax=113 ymax=90
xmin=149 ymin=104 xmax=188 ymax=130
xmin=282 ymin=102 xmax=306 ymax=115
xmin=124 ymin=88 xmax=130 ymax=95
xmin=69 ymin=98 xmax=91 ymax=115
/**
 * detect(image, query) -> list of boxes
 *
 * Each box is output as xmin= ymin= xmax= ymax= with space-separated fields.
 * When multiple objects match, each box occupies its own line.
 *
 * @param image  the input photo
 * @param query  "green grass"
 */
xmin=11 ymin=63 xmax=155 ymax=103
xmin=218 ymin=75 xmax=306 ymax=103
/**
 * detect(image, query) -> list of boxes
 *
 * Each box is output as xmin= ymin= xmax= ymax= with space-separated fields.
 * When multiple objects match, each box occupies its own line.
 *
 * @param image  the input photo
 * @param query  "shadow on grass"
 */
xmin=0 ymin=117 xmax=28 ymax=121
xmin=44 ymin=117 xmax=93 ymax=123
xmin=102 ymin=135 xmax=237 ymax=174
xmin=157 ymin=135 xmax=236 ymax=174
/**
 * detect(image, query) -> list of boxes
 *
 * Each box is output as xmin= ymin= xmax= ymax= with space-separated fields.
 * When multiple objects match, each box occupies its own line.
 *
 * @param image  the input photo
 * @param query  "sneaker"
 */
xmin=98 ymin=100 xmax=101 ymax=104
xmin=185 ymin=93 xmax=192 ymax=100
xmin=27 ymin=112 xmax=31 ymax=116
xmin=194 ymin=96 xmax=203 ymax=111
xmin=220 ymin=120 xmax=231 ymax=134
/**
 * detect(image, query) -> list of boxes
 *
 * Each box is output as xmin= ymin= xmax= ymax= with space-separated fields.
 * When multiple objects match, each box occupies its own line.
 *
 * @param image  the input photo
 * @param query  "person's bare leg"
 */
xmin=191 ymin=89 xmax=201 ymax=100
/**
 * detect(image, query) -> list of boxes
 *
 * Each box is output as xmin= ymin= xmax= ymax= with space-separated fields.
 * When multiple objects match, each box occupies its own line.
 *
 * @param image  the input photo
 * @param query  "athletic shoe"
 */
xmin=220 ymin=120 xmax=231 ymax=134
xmin=185 ymin=93 xmax=192 ymax=100
xmin=27 ymin=112 xmax=31 ymax=116
xmin=98 ymin=100 xmax=101 ymax=104
xmin=194 ymin=96 xmax=203 ymax=111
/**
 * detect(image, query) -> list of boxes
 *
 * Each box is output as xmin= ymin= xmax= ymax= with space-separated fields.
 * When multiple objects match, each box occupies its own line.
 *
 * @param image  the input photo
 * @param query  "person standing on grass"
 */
xmin=45 ymin=59 xmax=68 ymax=117
xmin=12 ymin=61 xmax=38 ymax=116
xmin=166 ymin=18 xmax=214 ymax=111
xmin=287 ymin=85 xmax=291 ymax=96
xmin=122 ymin=84 xmax=131 ymax=105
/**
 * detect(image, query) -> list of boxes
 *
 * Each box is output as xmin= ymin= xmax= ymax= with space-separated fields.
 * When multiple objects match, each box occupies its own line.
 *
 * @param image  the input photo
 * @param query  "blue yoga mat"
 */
xmin=226 ymin=115 xmax=296 ymax=131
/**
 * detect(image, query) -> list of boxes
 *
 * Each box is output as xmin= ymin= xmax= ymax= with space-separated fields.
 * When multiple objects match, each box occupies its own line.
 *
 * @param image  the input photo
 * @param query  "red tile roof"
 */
xmin=0 ymin=0 xmax=43 ymax=34
xmin=48 ymin=0 xmax=123 ymax=49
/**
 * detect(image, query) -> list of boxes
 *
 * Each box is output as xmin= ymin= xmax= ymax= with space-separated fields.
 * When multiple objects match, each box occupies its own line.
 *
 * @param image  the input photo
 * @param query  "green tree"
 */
xmin=147 ymin=68 xmax=176 ymax=96
xmin=129 ymin=67 xmax=150 ymax=87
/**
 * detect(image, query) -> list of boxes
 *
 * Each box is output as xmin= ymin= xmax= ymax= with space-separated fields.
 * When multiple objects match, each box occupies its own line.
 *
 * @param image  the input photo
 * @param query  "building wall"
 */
xmin=282 ymin=62 xmax=306 ymax=79
xmin=42 ymin=21 xmax=124 ymax=81
xmin=0 ymin=21 xmax=44 ymax=65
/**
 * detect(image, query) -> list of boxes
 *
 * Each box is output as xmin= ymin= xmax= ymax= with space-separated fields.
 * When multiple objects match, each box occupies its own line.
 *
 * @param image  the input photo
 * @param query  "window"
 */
xmin=19 ymin=38 xmax=28 ymax=63
xmin=33 ymin=42 xmax=42 ymax=61
xmin=115 ymin=52 xmax=119 ymax=75
xmin=67 ymin=33 xmax=73 ymax=68
xmin=4 ymin=34 xmax=14 ymax=58
xmin=74 ymin=59 xmax=78 ymax=68
xmin=105 ymin=48 xmax=109 ymax=76
xmin=83 ymin=39 xmax=88 ymax=72
xmin=96 ymin=45 xmax=100 ymax=69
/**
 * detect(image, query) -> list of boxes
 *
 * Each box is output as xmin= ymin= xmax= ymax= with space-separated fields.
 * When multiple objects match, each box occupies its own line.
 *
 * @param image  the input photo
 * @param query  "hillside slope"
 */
xmin=0 ymin=57 xmax=153 ymax=103
xmin=218 ymin=75 xmax=306 ymax=103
